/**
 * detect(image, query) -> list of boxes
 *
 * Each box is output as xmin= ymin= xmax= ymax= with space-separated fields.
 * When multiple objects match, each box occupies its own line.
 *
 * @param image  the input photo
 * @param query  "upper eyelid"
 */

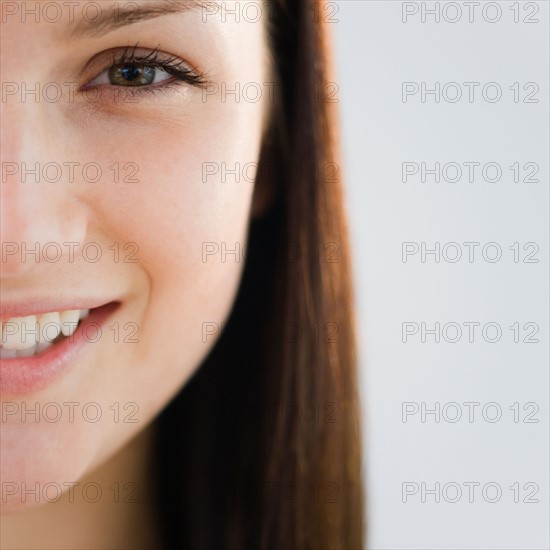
xmin=82 ymin=45 xmax=169 ymax=75
xmin=80 ymin=46 xmax=209 ymax=87
xmin=81 ymin=45 xmax=198 ymax=75
xmin=111 ymin=45 xmax=164 ymax=65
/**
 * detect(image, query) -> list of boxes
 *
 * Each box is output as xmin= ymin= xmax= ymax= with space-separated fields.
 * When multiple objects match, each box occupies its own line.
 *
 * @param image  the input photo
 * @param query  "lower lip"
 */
xmin=0 ymin=303 xmax=119 ymax=397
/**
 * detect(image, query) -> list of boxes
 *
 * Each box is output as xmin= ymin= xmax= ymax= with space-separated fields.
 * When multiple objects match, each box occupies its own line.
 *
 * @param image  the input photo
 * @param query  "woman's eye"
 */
xmin=90 ymin=63 xmax=172 ymax=87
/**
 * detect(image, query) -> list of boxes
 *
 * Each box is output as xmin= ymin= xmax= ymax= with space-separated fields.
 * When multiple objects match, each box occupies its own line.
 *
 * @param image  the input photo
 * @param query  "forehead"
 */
xmin=0 ymin=1 xmax=268 ymax=39
xmin=1 ymin=1 xmax=204 ymax=26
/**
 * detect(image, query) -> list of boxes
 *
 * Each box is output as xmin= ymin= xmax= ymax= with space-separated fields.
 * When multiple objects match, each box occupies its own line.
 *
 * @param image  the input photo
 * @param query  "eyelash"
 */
xmin=84 ymin=46 xmax=208 ymax=95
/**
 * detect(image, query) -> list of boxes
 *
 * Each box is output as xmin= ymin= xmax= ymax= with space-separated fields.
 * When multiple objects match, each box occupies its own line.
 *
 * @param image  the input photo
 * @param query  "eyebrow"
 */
xmin=68 ymin=0 xmax=207 ymax=39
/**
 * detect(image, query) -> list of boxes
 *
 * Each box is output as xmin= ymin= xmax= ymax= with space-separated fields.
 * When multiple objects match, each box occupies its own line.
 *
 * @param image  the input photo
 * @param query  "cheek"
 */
xmin=0 ymin=100 xmax=266 ymax=514
xmin=86 ymin=94 xmax=264 ymax=394
xmin=91 ymin=95 xmax=263 ymax=270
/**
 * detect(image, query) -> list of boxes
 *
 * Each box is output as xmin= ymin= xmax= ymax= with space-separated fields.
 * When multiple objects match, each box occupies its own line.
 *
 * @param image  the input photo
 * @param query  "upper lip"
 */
xmin=0 ymin=299 xmax=113 ymax=320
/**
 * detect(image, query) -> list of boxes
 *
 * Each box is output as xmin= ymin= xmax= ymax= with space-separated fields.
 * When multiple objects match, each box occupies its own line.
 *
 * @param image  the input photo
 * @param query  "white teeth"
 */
xmin=0 ymin=347 xmax=17 ymax=359
xmin=0 ymin=308 xmax=90 ymax=358
xmin=36 ymin=341 xmax=52 ymax=354
xmin=60 ymin=310 xmax=80 ymax=337
xmin=38 ymin=312 xmax=61 ymax=343
xmin=2 ymin=316 xmax=38 ymax=350
xmin=79 ymin=309 xmax=90 ymax=320
xmin=17 ymin=345 xmax=37 ymax=357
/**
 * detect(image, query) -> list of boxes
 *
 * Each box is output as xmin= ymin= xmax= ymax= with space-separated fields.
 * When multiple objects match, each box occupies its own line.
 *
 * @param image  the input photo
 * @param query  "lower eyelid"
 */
xmin=79 ymin=79 xmax=191 ymax=107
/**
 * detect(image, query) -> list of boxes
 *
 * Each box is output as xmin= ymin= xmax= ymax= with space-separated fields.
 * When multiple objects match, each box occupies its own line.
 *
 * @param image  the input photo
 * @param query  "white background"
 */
xmin=332 ymin=1 xmax=549 ymax=548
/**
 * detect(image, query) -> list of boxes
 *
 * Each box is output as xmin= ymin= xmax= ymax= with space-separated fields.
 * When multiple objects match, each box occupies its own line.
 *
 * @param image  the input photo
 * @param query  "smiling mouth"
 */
xmin=0 ymin=308 xmax=92 ymax=359
xmin=0 ymin=302 xmax=119 ymax=396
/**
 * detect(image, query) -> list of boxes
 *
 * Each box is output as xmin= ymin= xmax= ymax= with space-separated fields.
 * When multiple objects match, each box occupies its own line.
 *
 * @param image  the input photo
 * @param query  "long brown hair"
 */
xmin=154 ymin=1 xmax=364 ymax=548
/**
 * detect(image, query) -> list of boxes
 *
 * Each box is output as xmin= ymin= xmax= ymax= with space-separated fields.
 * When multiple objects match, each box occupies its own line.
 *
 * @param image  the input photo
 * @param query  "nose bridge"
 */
xmin=1 ymin=95 xmax=27 ymax=164
xmin=1 ymin=98 xmax=88 ymax=278
xmin=1 ymin=93 xmax=46 ymax=162
xmin=0 ymin=11 xmax=89 ymax=279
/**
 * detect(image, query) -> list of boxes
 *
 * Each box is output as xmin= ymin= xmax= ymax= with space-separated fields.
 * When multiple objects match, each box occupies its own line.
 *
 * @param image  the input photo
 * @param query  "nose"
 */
xmin=0 ymin=101 xmax=88 ymax=278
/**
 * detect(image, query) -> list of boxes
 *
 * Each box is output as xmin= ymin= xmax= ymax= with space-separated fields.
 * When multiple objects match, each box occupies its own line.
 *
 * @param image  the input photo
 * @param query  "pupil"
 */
xmin=110 ymin=64 xmax=156 ymax=86
xmin=120 ymin=65 xmax=141 ymax=82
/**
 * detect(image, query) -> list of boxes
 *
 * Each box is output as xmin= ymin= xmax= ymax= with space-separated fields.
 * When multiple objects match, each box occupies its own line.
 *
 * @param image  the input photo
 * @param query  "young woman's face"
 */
xmin=1 ymin=0 xmax=269 ymax=512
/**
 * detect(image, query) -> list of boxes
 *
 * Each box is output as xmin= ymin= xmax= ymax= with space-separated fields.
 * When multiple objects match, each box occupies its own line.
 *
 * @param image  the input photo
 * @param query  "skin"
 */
xmin=0 ymin=1 xmax=271 ymax=547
